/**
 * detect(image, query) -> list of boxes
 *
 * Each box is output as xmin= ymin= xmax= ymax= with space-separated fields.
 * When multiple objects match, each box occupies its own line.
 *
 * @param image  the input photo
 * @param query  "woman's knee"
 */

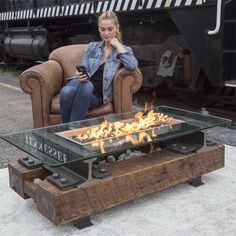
xmin=80 ymin=81 xmax=94 ymax=97
xmin=60 ymin=86 xmax=77 ymax=103
xmin=67 ymin=78 xmax=81 ymax=88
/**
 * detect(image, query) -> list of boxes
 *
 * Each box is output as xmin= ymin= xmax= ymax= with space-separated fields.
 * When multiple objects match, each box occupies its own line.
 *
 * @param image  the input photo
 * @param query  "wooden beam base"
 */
xmin=8 ymin=144 xmax=224 ymax=226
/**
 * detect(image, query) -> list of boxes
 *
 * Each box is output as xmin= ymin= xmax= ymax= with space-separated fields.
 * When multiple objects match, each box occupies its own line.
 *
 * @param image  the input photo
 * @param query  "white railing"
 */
xmin=208 ymin=0 xmax=222 ymax=35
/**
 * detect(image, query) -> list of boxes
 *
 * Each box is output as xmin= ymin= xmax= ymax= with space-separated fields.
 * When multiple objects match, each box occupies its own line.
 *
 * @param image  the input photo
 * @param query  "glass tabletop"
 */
xmin=1 ymin=106 xmax=231 ymax=167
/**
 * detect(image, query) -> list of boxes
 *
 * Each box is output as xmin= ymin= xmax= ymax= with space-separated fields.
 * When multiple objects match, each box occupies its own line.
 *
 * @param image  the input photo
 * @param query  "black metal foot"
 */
xmin=189 ymin=176 xmax=204 ymax=187
xmin=73 ymin=216 xmax=93 ymax=229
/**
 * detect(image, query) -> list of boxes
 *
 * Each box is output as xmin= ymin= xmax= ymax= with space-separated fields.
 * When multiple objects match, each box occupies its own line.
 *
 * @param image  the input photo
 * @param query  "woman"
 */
xmin=59 ymin=10 xmax=138 ymax=123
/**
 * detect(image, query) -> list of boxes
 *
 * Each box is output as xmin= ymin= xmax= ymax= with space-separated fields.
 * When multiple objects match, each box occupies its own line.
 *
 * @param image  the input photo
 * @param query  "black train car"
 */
xmin=0 ymin=0 xmax=235 ymax=107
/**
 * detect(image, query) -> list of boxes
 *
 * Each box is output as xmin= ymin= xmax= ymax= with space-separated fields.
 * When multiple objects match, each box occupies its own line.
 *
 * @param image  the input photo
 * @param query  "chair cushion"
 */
xmin=86 ymin=102 xmax=114 ymax=118
xmin=51 ymin=94 xmax=60 ymax=114
xmin=50 ymin=93 xmax=114 ymax=117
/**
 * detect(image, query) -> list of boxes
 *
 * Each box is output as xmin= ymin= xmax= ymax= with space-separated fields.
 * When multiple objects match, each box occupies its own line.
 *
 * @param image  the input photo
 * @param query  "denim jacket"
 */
xmin=82 ymin=41 xmax=138 ymax=104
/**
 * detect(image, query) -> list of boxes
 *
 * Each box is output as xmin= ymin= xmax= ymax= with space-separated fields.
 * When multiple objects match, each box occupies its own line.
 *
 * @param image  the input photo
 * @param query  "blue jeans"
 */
xmin=59 ymin=79 xmax=103 ymax=123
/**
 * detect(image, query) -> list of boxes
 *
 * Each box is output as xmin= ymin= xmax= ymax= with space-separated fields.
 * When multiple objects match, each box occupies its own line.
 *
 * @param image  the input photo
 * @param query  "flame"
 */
xmin=144 ymin=102 xmax=153 ymax=112
xmin=73 ymin=109 xmax=173 ymax=153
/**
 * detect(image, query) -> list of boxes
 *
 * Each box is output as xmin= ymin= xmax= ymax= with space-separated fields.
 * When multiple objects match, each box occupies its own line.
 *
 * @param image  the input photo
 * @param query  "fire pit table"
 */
xmin=1 ymin=106 xmax=231 ymax=228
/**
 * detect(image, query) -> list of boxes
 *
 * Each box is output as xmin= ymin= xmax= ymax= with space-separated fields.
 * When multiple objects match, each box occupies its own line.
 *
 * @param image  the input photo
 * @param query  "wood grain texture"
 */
xmin=8 ymin=161 xmax=50 ymax=199
xmin=35 ymin=144 xmax=224 ymax=225
xmin=8 ymin=144 xmax=224 ymax=225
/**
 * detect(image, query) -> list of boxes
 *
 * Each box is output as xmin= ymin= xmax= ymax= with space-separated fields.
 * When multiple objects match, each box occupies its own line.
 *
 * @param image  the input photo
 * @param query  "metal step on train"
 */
xmin=222 ymin=0 xmax=236 ymax=88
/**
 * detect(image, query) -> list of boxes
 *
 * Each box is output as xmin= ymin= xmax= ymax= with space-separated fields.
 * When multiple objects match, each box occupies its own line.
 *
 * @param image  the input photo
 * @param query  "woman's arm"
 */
xmin=110 ymin=38 xmax=138 ymax=71
xmin=116 ymin=47 xmax=138 ymax=71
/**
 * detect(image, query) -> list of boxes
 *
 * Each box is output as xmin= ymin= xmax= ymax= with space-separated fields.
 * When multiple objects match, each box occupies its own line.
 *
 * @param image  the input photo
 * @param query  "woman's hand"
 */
xmin=109 ymin=38 xmax=127 ymax=53
xmin=75 ymin=71 xmax=89 ymax=82
xmin=109 ymin=38 xmax=121 ymax=48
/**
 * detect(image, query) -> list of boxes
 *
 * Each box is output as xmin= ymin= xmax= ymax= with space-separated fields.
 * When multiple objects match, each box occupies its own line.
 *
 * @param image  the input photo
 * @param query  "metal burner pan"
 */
xmin=56 ymin=117 xmax=184 ymax=152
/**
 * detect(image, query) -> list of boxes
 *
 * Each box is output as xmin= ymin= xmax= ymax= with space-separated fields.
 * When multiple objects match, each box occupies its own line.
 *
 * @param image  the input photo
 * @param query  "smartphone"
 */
xmin=76 ymin=65 xmax=90 ymax=79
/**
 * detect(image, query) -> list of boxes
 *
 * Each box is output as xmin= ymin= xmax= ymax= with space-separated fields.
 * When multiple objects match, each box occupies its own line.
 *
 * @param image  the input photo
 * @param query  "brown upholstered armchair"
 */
xmin=19 ymin=44 xmax=142 ymax=128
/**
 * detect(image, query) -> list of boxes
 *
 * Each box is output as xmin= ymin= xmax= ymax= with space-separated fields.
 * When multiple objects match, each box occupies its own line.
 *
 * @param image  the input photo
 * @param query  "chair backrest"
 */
xmin=49 ymin=44 xmax=87 ymax=80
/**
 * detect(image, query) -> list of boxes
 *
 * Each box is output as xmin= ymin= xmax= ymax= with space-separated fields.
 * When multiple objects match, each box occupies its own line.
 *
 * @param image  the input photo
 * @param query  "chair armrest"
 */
xmin=20 ymin=60 xmax=63 ymax=97
xmin=113 ymin=68 xmax=142 ymax=113
xmin=19 ymin=60 xmax=63 ymax=127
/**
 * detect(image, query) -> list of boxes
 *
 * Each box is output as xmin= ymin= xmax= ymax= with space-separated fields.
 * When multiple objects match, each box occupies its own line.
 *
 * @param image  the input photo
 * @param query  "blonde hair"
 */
xmin=98 ymin=10 xmax=123 ymax=43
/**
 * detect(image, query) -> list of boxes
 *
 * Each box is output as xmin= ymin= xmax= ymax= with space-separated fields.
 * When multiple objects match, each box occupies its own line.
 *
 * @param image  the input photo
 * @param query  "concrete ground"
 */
xmin=0 ymin=72 xmax=33 ymax=168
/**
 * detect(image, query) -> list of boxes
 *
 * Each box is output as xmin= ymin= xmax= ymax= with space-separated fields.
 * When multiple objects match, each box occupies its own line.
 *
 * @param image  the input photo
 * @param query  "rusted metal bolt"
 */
xmin=28 ymin=159 xmax=34 ymax=164
xmin=23 ymin=156 xmax=29 ymax=161
xmin=33 ymin=178 xmax=41 ymax=184
xmin=99 ymin=168 xmax=107 ymax=173
xmin=52 ymin=173 xmax=59 ymax=179
xmin=60 ymin=178 xmax=67 ymax=184
xmin=201 ymin=107 xmax=209 ymax=116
